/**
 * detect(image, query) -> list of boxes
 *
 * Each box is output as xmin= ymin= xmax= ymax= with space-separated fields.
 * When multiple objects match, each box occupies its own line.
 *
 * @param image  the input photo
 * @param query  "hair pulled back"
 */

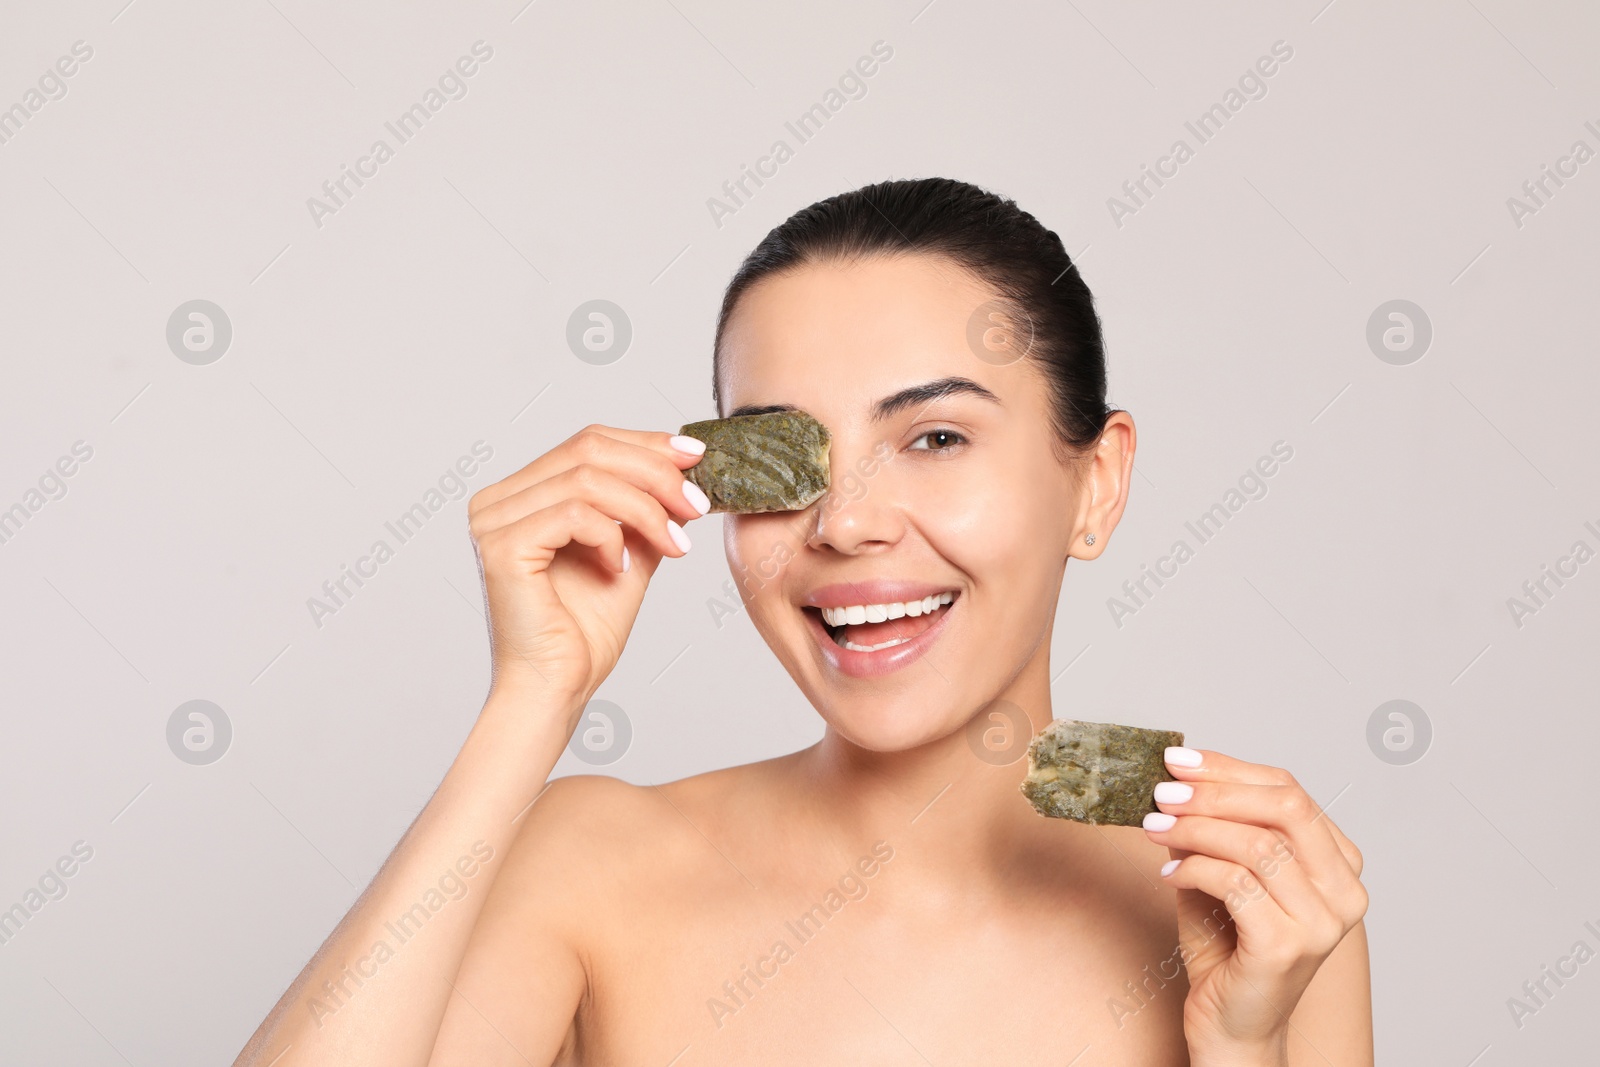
xmin=712 ymin=177 xmax=1112 ymax=458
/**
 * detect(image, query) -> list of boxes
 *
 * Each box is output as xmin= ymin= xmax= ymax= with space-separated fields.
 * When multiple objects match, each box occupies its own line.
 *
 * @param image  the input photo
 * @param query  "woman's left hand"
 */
xmin=1141 ymin=747 xmax=1368 ymax=1066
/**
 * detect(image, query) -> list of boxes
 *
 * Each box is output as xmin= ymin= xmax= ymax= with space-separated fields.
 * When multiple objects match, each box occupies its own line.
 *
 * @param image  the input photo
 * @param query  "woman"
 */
xmin=235 ymin=178 xmax=1371 ymax=1065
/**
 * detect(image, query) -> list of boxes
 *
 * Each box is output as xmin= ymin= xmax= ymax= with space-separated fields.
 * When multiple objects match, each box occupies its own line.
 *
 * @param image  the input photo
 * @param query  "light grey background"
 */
xmin=2 ymin=0 xmax=1596 ymax=1062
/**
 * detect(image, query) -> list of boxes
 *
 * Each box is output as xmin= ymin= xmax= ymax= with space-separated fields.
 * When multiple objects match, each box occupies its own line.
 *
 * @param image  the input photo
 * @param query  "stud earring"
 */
xmin=1084 ymin=533 xmax=1096 ymax=546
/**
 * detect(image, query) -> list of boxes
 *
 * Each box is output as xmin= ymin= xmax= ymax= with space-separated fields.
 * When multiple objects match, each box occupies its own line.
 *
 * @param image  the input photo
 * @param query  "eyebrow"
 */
xmin=727 ymin=376 xmax=1002 ymax=422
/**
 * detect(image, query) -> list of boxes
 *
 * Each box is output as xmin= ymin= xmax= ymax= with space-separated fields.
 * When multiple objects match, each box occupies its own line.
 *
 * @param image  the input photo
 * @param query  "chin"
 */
xmin=819 ymin=705 xmax=966 ymax=754
xmin=752 ymin=581 xmax=1044 ymax=756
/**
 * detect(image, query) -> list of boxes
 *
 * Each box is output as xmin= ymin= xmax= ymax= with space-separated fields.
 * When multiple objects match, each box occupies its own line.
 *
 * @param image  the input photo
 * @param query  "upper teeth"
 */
xmin=821 ymin=592 xmax=954 ymax=627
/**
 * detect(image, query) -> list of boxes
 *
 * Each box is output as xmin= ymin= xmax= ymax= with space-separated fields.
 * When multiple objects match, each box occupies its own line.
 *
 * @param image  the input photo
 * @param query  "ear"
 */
xmin=1068 ymin=411 xmax=1136 ymax=561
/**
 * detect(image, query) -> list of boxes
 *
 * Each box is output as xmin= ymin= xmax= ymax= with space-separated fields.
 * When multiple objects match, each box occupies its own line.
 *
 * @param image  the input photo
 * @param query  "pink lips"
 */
xmin=801 ymin=584 xmax=959 ymax=679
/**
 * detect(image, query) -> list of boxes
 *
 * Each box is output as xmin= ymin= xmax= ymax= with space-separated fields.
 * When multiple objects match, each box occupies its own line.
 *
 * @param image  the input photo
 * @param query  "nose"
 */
xmin=805 ymin=453 xmax=901 ymax=555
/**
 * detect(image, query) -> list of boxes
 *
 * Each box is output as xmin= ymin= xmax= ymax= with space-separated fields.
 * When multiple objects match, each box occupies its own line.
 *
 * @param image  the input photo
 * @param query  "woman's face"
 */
xmin=717 ymin=253 xmax=1115 ymax=753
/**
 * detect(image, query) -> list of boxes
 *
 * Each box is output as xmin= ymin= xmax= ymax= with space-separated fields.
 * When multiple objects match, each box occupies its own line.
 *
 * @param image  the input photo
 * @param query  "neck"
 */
xmin=795 ymin=634 xmax=1058 ymax=881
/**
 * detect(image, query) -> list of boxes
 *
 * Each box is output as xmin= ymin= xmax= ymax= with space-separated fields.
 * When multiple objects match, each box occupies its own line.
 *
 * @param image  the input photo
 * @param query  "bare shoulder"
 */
xmin=998 ymin=808 xmax=1182 ymax=968
xmin=524 ymin=757 xmax=788 ymax=833
xmin=437 ymin=772 xmax=746 ymax=1061
xmin=497 ymin=757 xmax=791 ymax=913
xmin=1104 ymin=823 xmax=1181 ymax=914
xmin=1067 ymin=820 xmax=1180 ymax=902
xmin=511 ymin=773 xmax=672 ymax=854
xmin=1093 ymin=821 xmax=1175 ymax=871
xmin=497 ymin=774 xmax=677 ymax=896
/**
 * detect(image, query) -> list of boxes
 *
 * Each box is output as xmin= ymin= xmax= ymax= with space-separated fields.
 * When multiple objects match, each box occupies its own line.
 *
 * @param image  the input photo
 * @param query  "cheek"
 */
xmin=918 ymin=456 xmax=1059 ymax=565
xmin=928 ymin=501 xmax=1037 ymax=591
xmin=916 ymin=454 xmax=1072 ymax=630
xmin=724 ymin=515 xmax=806 ymax=624
xmin=725 ymin=515 xmax=801 ymax=579
xmin=723 ymin=514 xmax=749 ymax=569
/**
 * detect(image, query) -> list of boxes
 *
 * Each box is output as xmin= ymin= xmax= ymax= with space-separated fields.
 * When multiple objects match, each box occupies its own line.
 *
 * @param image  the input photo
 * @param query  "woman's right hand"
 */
xmin=467 ymin=424 xmax=709 ymax=711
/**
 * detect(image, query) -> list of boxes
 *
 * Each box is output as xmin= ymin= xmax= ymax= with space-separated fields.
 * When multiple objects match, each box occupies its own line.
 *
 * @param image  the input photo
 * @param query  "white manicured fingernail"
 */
xmin=621 ymin=547 xmax=631 ymax=573
xmin=682 ymin=480 xmax=711 ymax=516
xmin=670 ymin=435 xmax=706 ymax=455
xmin=1153 ymin=781 xmax=1193 ymax=804
xmin=1143 ymin=812 xmax=1177 ymax=832
xmin=1160 ymin=859 xmax=1182 ymax=878
xmin=667 ymin=519 xmax=691 ymax=553
xmin=1166 ymin=746 xmax=1203 ymax=768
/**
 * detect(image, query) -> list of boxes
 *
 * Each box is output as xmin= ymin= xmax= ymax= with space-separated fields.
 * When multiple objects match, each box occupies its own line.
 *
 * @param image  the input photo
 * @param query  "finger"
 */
xmin=478 ymin=497 xmax=630 ymax=575
xmin=470 ymin=425 xmax=707 ymax=515
xmin=1317 ymin=813 xmax=1364 ymax=879
xmin=472 ymin=427 xmax=707 ymax=521
xmin=473 ymin=464 xmax=692 ymax=560
xmin=1152 ymin=780 xmax=1356 ymax=892
xmin=1164 ymin=844 xmax=1232 ymax=964
xmin=1161 ymin=747 xmax=1302 ymax=787
xmin=1144 ymin=812 xmax=1327 ymax=926
xmin=1161 ymin=852 xmax=1296 ymax=951
xmin=1162 ymin=751 xmax=1367 ymax=882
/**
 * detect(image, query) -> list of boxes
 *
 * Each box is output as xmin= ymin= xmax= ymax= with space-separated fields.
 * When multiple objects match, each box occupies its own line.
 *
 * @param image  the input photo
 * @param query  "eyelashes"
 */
xmin=907 ymin=428 xmax=967 ymax=453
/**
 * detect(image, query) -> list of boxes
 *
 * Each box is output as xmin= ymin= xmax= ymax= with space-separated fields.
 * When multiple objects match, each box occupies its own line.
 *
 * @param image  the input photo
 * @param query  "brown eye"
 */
xmin=909 ymin=429 xmax=966 ymax=452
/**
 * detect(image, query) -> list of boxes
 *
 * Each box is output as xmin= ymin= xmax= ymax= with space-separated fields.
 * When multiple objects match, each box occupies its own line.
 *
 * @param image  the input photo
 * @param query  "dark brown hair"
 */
xmin=711 ymin=177 xmax=1112 ymax=457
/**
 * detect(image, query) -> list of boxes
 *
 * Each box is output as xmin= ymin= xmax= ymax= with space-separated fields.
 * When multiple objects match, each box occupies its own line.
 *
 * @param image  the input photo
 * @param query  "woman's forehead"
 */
xmin=719 ymin=255 xmax=1002 ymax=413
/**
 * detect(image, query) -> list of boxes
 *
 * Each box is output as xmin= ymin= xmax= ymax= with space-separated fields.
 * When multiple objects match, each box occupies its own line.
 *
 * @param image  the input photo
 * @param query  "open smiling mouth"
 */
xmin=800 ymin=591 xmax=959 ymax=677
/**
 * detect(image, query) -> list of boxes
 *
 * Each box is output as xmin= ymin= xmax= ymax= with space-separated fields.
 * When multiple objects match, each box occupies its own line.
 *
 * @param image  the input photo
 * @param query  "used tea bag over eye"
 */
xmin=678 ymin=410 xmax=832 ymax=514
xmin=1020 ymin=718 xmax=1185 ymax=827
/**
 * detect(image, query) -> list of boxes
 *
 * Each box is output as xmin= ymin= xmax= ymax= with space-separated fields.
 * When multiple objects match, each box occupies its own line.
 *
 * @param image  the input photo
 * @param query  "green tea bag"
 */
xmin=1020 ymin=718 xmax=1185 ymax=827
xmin=679 ymin=410 xmax=832 ymax=514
